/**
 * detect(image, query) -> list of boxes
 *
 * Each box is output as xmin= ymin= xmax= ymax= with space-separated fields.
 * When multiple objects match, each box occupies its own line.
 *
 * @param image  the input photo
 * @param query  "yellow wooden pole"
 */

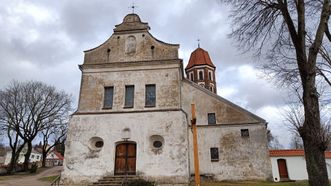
xmin=191 ymin=104 xmax=201 ymax=186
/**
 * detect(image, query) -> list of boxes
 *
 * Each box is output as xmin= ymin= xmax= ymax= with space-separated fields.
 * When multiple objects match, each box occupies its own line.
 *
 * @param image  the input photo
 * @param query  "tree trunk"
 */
xmin=7 ymin=150 xmax=17 ymax=174
xmin=301 ymin=73 xmax=329 ymax=186
xmin=42 ymin=151 xmax=47 ymax=167
xmin=303 ymin=140 xmax=329 ymax=186
xmin=23 ymin=141 xmax=32 ymax=171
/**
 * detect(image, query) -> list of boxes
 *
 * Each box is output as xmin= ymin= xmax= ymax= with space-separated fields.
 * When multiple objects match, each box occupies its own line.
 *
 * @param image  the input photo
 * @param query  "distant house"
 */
xmin=4 ymin=148 xmax=42 ymax=165
xmin=46 ymin=150 xmax=63 ymax=166
xmin=269 ymin=149 xmax=331 ymax=182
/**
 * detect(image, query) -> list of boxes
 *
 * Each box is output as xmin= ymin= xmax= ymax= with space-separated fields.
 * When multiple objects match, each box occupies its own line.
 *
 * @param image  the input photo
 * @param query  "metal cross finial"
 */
xmin=130 ymin=2 xmax=137 ymax=13
xmin=197 ymin=39 xmax=200 ymax=48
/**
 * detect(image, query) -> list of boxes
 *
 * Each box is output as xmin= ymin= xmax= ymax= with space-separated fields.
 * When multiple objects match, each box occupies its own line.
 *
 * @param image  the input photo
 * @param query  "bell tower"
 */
xmin=185 ymin=47 xmax=217 ymax=94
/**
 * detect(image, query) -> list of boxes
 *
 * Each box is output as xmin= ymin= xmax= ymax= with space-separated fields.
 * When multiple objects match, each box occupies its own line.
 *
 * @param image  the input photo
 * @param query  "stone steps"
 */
xmin=90 ymin=175 xmax=139 ymax=186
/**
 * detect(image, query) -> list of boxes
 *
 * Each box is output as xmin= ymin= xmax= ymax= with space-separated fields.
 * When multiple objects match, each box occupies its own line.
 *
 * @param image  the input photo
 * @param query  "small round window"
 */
xmin=153 ymin=141 xmax=162 ymax=148
xmin=88 ymin=137 xmax=104 ymax=151
xmin=150 ymin=135 xmax=165 ymax=151
xmin=95 ymin=141 xmax=104 ymax=148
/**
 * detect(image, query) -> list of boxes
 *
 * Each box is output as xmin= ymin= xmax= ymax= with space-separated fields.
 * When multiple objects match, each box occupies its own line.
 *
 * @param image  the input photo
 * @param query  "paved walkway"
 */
xmin=0 ymin=166 xmax=62 ymax=186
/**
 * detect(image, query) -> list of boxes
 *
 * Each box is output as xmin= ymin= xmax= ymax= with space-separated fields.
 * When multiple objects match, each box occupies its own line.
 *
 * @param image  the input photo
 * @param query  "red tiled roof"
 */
xmin=185 ymin=47 xmax=216 ymax=70
xmin=54 ymin=151 xmax=64 ymax=160
xmin=269 ymin=149 xmax=331 ymax=158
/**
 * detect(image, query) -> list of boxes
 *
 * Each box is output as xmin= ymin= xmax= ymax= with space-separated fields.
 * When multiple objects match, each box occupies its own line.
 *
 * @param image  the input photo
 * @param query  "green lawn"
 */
xmin=38 ymin=175 xmax=59 ymax=182
xmin=189 ymin=181 xmax=309 ymax=186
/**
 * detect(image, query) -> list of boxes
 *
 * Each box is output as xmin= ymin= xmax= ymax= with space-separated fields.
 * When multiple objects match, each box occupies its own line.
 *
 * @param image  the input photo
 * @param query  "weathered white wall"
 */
xmin=181 ymin=80 xmax=272 ymax=181
xmin=270 ymin=156 xmax=331 ymax=182
xmin=62 ymin=111 xmax=189 ymax=185
xmin=188 ymin=124 xmax=271 ymax=180
xmin=181 ymin=80 xmax=261 ymax=126
xmin=78 ymin=62 xmax=182 ymax=112
xmin=84 ymin=32 xmax=179 ymax=64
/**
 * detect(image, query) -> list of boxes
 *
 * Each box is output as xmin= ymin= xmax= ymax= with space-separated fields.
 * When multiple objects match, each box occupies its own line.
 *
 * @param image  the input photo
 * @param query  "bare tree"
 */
xmin=221 ymin=1 xmax=330 ymax=185
xmin=284 ymin=103 xmax=331 ymax=148
xmin=290 ymin=134 xmax=304 ymax=149
xmin=267 ymin=129 xmax=283 ymax=149
xmin=40 ymin=120 xmax=68 ymax=167
xmin=0 ymin=81 xmax=72 ymax=171
xmin=0 ymin=84 xmax=27 ymax=173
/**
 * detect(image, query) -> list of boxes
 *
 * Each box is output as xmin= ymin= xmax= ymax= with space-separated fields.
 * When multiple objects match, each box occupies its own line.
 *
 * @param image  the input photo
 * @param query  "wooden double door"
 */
xmin=114 ymin=142 xmax=136 ymax=175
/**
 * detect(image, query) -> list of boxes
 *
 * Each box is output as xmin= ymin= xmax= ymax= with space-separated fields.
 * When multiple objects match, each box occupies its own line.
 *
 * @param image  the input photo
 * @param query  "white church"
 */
xmin=62 ymin=13 xmax=272 ymax=186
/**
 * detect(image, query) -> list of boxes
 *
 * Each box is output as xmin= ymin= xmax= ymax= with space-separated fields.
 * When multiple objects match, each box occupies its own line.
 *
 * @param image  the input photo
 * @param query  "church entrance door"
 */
xmin=114 ymin=142 xmax=136 ymax=175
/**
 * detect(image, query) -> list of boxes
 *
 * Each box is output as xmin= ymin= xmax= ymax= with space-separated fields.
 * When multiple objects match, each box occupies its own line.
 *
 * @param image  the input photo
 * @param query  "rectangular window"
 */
xmin=145 ymin=84 xmax=156 ymax=107
xmin=124 ymin=85 xmax=134 ymax=108
xmin=208 ymin=113 xmax=216 ymax=124
xmin=210 ymin=148 xmax=219 ymax=161
xmin=104 ymin=87 xmax=114 ymax=108
xmin=241 ymin=129 xmax=249 ymax=138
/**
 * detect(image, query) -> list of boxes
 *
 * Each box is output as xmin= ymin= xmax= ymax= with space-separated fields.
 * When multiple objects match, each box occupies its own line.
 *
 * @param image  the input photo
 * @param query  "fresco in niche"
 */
xmin=125 ymin=36 xmax=136 ymax=55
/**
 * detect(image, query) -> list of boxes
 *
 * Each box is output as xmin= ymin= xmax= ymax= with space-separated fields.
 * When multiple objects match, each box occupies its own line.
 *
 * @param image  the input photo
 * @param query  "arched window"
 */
xmin=208 ymin=72 xmax=212 ymax=80
xmin=189 ymin=72 xmax=194 ymax=81
xmin=210 ymin=83 xmax=215 ymax=92
xmin=199 ymin=71 xmax=204 ymax=80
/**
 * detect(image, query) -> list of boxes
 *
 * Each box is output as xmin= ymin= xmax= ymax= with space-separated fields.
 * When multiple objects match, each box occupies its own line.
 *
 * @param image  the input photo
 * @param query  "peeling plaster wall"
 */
xmin=84 ymin=32 xmax=178 ymax=64
xmin=188 ymin=125 xmax=272 ymax=180
xmin=181 ymin=80 xmax=260 ymax=125
xmin=181 ymin=81 xmax=272 ymax=180
xmin=78 ymin=61 xmax=182 ymax=112
xmin=62 ymin=111 xmax=189 ymax=185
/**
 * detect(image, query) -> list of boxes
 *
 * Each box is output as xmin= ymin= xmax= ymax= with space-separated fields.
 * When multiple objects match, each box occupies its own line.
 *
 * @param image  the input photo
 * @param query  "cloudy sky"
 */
xmin=0 ymin=0 xmax=294 ymax=147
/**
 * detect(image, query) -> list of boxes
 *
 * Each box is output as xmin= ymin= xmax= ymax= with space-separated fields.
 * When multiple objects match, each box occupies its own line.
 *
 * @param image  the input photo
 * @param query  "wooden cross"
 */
xmin=191 ymin=104 xmax=201 ymax=186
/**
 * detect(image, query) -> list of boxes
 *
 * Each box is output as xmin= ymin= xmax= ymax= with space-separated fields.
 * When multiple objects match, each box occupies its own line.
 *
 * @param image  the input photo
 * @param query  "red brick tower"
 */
xmin=185 ymin=47 xmax=217 ymax=94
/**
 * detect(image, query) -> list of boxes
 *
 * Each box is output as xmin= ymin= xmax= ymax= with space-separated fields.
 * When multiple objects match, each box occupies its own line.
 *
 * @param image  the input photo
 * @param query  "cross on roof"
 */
xmin=130 ymin=2 xmax=138 ymax=13
xmin=197 ymin=39 xmax=200 ymax=48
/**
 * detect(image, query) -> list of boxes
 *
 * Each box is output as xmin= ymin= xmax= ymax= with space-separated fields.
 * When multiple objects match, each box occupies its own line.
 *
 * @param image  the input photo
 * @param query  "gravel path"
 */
xmin=0 ymin=166 xmax=62 ymax=186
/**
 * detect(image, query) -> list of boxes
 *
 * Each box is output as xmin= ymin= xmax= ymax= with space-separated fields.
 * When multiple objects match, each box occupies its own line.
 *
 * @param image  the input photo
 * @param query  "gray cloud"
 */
xmin=0 ymin=0 xmax=292 ymax=146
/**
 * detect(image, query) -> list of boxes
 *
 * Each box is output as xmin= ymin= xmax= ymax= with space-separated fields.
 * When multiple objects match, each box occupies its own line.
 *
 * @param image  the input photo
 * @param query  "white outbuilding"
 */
xmin=270 ymin=149 xmax=331 ymax=182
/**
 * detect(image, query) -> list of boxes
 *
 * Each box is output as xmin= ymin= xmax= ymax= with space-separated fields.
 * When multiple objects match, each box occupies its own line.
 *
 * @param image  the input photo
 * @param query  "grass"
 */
xmin=38 ymin=175 xmax=59 ymax=182
xmin=0 ymin=176 xmax=9 ymax=181
xmin=189 ymin=181 xmax=310 ymax=186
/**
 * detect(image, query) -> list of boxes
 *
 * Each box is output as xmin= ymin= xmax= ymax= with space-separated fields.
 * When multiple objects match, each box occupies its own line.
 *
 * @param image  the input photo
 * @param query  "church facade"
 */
xmin=62 ymin=13 xmax=271 ymax=186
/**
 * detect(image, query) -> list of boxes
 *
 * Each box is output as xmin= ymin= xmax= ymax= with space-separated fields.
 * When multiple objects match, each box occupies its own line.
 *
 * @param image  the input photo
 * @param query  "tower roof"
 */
xmin=185 ymin=47 xmax=215 ymax=70
xmin=114 ymin=13 xmax=150 ymax=33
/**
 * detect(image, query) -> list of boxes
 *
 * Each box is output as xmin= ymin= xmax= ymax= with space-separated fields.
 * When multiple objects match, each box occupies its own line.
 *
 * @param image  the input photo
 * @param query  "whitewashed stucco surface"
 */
xmin=62 ymin=111 xmax=189 ymax=185
xmin=270 ymin=156 xmax=331 ymax=182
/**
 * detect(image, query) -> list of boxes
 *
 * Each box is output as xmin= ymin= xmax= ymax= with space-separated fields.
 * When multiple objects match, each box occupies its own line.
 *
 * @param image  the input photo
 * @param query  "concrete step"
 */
xmin=90 ymin=175 xmax=139 ymax=186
